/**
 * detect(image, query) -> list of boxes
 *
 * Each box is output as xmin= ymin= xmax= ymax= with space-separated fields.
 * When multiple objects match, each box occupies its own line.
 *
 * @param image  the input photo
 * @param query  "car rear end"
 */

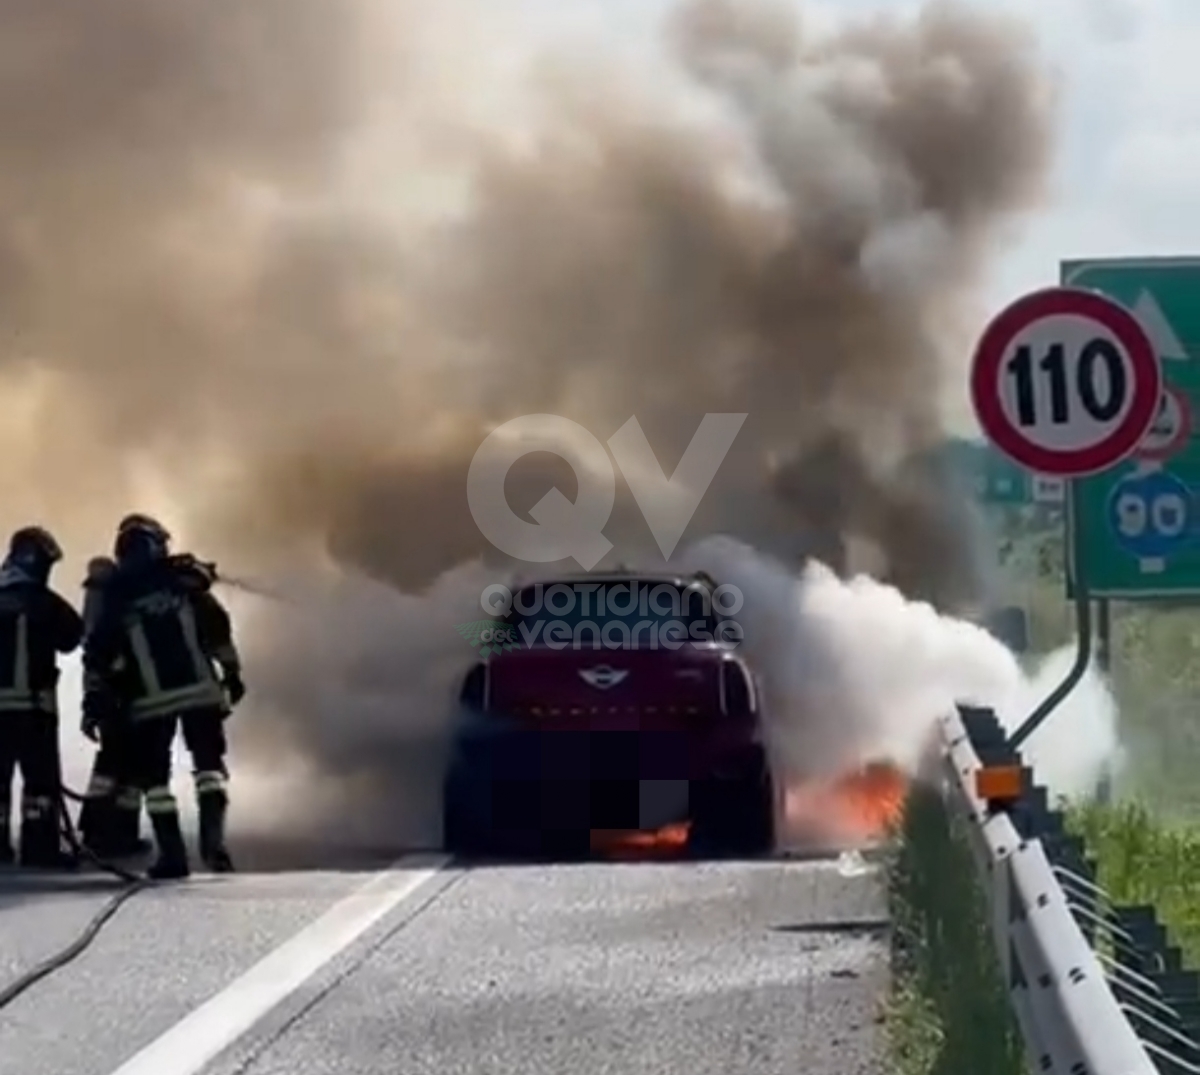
xmin=441 ymin=575 xmax=775 ymax=860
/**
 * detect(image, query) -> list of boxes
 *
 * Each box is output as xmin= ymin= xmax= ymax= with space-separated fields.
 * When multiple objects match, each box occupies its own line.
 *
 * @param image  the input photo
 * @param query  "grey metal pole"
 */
xmin=1095 ymin=598 xmax=1114 ymax=804
xmin=1096 ymin=598 xmax=1111 ymax=674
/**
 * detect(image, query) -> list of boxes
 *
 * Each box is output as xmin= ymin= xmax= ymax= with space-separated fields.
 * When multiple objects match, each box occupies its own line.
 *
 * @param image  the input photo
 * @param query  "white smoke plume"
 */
xmin=0 ymin=0 xmax=1082 ymax=855
xmin=682 ymin=535 xmax=1120 ymax=807
xmin=1001 ymin=645 xmax=1123 ymax=801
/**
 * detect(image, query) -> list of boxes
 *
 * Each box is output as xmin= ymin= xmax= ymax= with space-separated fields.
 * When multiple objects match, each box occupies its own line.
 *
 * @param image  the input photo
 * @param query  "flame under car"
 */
xmin=441 ymin=572 xmax=776 ymax=860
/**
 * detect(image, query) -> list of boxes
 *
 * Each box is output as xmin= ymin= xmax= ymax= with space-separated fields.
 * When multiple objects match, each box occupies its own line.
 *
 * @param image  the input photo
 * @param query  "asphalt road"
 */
xmin=0 ymin=852 xmax=889 ymax=1075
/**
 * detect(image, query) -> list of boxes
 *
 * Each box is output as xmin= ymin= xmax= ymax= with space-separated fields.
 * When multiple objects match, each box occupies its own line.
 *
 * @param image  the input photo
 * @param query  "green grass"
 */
xmin=1065 ymin=798 xmax=1200 ymax=966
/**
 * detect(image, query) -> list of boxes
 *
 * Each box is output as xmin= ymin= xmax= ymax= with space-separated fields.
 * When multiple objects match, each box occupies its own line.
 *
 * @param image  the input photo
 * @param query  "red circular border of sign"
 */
xmin=1134 ymin=383 xmax=1193 ymax=462
xmin=970 ymin=286 xmax=1162 ymax=476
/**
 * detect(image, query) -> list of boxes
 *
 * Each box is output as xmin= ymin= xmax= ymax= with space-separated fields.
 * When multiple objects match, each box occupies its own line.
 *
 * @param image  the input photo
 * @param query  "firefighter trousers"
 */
xmin=129 ymin=706 xmax=231 ymax=875
xmin=0 ymin=709 xmax=65 ymax=866
xmin=79 ymin=715 xmax=145 ymax=857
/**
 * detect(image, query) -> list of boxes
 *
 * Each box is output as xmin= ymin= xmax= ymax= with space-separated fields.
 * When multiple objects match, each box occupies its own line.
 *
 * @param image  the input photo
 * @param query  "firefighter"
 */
xmin=83 ymin=515 xmax=245 ymax=879
xmin=77 ymin=554 xmax=150 ymax=859
xmin=0 ymin=526 xmax=85 ymax=868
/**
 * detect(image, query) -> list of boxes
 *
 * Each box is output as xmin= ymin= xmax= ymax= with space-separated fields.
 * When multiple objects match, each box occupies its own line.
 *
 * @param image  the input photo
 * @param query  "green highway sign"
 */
xmin=1063 ymin=257 xmax=1200 ymax=597
xmin=980 ymin=450 xmax=1033 ymax=506
xmin=942 ymin=437 xmax=1033 ymax=504
xmin=940 ymin=437 xmax=1066 ymax=507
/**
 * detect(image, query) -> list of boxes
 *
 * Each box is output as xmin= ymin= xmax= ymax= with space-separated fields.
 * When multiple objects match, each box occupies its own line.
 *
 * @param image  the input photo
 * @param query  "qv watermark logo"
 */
xmin=455 ymin=579 xmax=745 ymax=656
xmin=466 ymin=414 xmax=747 ymax=570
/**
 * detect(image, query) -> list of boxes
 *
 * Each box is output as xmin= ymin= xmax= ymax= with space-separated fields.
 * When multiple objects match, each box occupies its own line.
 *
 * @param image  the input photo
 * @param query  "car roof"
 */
xmin=510 ymin=571 xmax=715 ymax=590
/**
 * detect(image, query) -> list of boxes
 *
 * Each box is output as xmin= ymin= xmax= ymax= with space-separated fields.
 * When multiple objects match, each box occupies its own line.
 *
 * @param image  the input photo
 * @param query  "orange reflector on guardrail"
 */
xmin=975 ymin=764 xmax=1023 ymax=804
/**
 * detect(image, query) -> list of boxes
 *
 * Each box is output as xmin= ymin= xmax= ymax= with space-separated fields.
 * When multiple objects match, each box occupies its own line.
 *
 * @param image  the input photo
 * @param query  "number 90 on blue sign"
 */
xmin=1106 ymin=469 xmax=1195 ymax=562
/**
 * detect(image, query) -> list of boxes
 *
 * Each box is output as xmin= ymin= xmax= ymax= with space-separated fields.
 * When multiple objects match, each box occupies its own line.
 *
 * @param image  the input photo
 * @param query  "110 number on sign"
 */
xmin=1007 ymin=338 xmax=1127 ymax=428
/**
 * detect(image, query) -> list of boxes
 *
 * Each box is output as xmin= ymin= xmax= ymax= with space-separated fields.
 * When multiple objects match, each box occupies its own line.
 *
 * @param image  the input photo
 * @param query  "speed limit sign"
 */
xmin=970 ymin=287 xmax=1162 ymax=476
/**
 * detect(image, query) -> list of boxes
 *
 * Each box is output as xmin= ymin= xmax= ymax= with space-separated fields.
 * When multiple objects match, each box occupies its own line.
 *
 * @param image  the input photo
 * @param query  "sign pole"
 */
xmin=1096 ymin=598 xmax=1112 ymax=674
xmin=1008 ymin=478 xmax=1092 ymax=750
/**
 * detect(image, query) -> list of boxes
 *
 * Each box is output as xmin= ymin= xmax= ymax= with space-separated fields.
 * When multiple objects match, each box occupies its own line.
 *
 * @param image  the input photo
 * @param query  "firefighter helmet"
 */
xmin=8 ymin=526 xmax=63 ymax=565
xmin=114 ymin=513 xmax=172 ymax=562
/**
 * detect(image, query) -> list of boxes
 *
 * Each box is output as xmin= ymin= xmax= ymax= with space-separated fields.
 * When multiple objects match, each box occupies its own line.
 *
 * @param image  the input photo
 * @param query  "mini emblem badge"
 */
xmin=579 ymin=665 xmax=629 ymax=689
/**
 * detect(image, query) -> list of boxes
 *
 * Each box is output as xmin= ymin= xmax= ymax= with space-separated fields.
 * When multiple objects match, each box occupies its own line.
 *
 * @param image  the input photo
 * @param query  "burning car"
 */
xmin=441 ymin=570 xmax=776 ymax=860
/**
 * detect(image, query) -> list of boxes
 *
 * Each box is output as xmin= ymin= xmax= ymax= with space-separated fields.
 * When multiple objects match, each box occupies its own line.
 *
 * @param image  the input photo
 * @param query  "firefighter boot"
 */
xmin=197 ymin=784 xmax=234 ymax=873
xmin=111 ymin=788 xmax=152 ymax=858
xmin=18 ymin=796 xmax=77 ymax=870
xmin=145 ymin=789 xmax=190 ymax=880
xmin=0 ymin=803 xmax=13 ymax=865
xmin=78 ymin=792 xmax=116 ymax=857
xmin=79 ymin=771 xmax=131 ymax=857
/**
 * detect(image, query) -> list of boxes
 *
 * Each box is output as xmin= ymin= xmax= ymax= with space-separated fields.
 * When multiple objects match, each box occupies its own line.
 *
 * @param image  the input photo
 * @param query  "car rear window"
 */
xmin=505 ymin=580 xmax=720 ymax=637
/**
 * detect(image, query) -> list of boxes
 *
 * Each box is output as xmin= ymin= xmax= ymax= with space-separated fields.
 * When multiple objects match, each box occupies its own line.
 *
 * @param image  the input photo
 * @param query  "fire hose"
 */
xmin=0 ymin=783 xmax=150 ymax=1011
xmin=0 ymin=566 xmax=284 ymax=1013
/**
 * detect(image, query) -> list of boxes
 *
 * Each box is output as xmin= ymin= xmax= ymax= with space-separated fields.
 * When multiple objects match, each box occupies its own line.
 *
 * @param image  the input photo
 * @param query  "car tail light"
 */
xmin=459 ymin=661 xmax=489 ymax=711
xmin=719 ymin=656 xmax=756 ymax=720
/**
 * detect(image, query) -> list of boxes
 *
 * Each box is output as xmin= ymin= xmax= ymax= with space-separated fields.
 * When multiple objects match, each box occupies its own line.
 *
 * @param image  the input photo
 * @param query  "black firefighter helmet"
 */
xmin=114 ymin=513 xmax=172 ymax=564
xmin=6 ymin=525 xmax=64 ymax=583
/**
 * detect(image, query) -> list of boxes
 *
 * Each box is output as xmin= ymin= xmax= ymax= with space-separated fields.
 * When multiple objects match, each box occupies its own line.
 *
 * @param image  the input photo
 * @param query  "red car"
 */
xmin=441 ymin=570 xmax=777 ymax=860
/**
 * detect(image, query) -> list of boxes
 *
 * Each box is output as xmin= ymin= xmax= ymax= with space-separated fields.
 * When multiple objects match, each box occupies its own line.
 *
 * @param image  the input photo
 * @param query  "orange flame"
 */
xmin=591 ymin=822 xmax=691 ymax=860
xmin=783 ymin=762 xmax=908 ymax=847
xmin=588 ymin=763 xmax=909 ymax=860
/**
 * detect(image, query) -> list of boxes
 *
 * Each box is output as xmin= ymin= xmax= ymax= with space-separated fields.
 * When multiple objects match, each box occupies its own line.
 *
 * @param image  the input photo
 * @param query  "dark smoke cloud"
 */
xmin=0 ymin=0 xmax=1056 ymax=847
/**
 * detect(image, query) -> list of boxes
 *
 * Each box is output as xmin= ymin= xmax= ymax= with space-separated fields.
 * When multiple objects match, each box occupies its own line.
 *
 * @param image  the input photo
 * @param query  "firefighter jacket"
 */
xmin=83 ymin=558 xmax=241 ymax=721
xmin=0 ymin=567 xmax=85 ymax=715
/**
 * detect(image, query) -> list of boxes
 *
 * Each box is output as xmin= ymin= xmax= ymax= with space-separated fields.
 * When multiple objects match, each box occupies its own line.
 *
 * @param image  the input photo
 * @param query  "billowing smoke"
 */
xmin=0 ymin=0 xmax=1072 ymax=852
xmin=682 ymin=538 xmax=1119 ymax=809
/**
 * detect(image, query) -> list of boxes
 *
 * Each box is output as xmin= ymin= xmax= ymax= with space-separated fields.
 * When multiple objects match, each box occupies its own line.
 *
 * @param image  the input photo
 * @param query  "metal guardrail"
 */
xmin=935 ymin=704 xmax=1200 ymax=1075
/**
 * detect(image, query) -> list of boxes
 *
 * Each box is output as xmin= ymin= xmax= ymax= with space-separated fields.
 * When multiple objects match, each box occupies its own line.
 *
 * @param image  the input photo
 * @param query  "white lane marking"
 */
xmin=106 ymin=853 xmax=450 ymax=1075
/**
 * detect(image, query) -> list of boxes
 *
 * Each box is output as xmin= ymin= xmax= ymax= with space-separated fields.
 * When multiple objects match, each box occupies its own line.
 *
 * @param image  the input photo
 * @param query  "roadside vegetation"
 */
xmin=1065 ymin=798 xmax=1200 ymax=964
xmin=885 ymin=500 xmax=1200 ymax=1070
xmin=883 ymin=783 xmax=1023 ymax=1075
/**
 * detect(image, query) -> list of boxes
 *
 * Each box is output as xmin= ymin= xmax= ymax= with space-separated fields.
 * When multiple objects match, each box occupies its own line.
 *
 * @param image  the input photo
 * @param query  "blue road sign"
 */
xmin=1104 ymin=467 xmax=1196 ymax=567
